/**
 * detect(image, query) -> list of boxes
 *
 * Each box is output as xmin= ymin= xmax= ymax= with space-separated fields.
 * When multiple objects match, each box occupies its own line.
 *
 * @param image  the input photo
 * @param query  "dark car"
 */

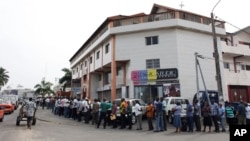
xmin=193 ymin=90 xmax=219 ymax=108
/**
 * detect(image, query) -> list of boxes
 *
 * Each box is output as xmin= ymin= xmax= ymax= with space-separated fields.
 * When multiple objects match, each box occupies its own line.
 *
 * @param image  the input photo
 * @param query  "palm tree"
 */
xmin=59 ymin=68 xmax=72 ymax=91
xmin=34 ymin=78 xmax=55 ymax=97
xmin=0 ymin=67 xmax=9 ymax=90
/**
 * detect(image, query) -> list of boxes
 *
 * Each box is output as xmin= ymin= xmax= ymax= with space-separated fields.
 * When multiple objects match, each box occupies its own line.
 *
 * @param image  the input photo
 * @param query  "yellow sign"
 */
xmin=147 ymin=69 xmax=157 ymax=80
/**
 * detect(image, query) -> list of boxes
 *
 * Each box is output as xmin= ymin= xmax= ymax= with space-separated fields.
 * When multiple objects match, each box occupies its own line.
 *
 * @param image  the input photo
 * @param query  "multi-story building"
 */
xmin=69 ymin=3 xmax=231 ymax=103
xmin=221 ymin=26 xmax=250 ymax=103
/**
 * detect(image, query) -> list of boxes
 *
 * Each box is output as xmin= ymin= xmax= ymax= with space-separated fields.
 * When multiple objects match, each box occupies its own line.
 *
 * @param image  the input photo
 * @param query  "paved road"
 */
xmin=0 ymin=106 xmax=230 ymax=141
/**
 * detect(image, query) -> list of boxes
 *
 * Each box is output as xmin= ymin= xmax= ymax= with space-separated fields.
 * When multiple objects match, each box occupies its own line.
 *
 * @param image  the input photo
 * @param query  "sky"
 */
xmin=0 ymin=0 xmax=249 ymax=90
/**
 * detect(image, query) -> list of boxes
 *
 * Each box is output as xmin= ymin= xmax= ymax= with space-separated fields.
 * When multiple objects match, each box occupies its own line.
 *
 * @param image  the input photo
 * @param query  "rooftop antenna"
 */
xmin=179 ymin=1 xmax=184 ymax=9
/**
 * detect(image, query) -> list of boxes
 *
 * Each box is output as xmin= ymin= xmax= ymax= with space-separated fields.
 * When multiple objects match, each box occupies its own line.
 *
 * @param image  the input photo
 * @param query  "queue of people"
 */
xmin=39 ymin=96 xmax=250 ymax=134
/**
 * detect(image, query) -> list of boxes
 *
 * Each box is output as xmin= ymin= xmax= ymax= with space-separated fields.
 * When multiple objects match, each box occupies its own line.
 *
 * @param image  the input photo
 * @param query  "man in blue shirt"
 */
xmin=185 ymin=100 xmax=193 ymax=132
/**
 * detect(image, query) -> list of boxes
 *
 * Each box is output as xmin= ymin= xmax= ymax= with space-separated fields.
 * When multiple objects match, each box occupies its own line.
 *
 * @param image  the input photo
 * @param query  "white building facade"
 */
xmin=221 ymin=26 xmax=250 ymax=103
xmin=70 ymin=4 xmax=231 ymax=103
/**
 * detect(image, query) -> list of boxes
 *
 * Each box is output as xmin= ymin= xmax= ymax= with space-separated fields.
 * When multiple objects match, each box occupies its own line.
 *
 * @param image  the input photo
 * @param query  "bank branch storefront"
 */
xmin=131 ymin=68 xmax=180 ymax=103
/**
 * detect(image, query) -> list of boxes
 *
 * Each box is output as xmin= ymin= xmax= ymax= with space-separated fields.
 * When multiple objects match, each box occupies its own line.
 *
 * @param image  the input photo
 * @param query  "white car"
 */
xmin=114 ymin=98 xmax=147 ymax=124
xmin=164 ymin=97 xmax=188 ymax=123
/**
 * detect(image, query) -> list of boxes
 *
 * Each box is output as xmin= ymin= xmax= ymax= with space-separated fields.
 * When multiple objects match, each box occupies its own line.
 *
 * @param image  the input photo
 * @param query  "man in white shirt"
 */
xmin=82 ymin=98 xmax=90 ymax=124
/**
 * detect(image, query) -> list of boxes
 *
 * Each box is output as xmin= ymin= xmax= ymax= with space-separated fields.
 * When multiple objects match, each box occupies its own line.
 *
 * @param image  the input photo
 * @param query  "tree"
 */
xmin=59 ymin=68 xmax=72 ymax=91
xmin=0 ymin=67 xmax=9 ymax=90
xmin=34 ymin=78 xmax=55 ymax=97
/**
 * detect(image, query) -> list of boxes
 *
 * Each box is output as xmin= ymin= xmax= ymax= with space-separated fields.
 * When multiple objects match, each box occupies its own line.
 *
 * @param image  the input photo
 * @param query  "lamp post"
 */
xmin=211 ymin=0 xmax=223 ymax=103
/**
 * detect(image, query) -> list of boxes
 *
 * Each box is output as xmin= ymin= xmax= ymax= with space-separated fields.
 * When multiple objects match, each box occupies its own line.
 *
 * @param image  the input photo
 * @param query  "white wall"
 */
xmin=177 ymin=29 xmax=220 ymax=100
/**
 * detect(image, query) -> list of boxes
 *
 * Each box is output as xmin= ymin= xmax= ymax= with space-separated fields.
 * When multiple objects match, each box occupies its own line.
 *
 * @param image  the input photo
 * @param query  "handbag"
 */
xmin=110 ymin=114 xmax=116 ymax=120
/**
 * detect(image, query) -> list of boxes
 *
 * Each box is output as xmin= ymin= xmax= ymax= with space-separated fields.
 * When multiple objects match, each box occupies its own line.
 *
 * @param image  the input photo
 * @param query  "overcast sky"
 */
xmin=0 ymin=0 xmax=249 ymax=90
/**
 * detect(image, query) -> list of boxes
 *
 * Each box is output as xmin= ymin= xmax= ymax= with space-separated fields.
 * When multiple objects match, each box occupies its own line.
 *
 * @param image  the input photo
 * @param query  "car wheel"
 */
xmin=131 ymin=114 xmax=137 ymax=125
xmin=16 ymin=116 xmax=21 ymax=126
xmin=167 ymin=113 xmax=173 ymax=124
xmin=0 ymin=116 xmax=3 ymax=122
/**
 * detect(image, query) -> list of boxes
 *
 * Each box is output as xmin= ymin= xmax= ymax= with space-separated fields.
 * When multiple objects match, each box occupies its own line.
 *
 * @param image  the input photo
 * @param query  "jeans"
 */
xmin=155 ymin=112 xmax=163 ymax=131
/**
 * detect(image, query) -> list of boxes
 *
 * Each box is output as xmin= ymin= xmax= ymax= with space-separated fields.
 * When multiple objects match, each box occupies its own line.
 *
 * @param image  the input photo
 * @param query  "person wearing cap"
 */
xmin=25 ymin=97 xmax=36 ymax=129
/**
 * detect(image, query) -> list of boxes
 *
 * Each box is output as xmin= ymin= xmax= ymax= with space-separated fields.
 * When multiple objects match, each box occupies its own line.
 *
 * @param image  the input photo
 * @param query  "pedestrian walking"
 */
xmin=25 ymin=97 xmax=36 ymax=129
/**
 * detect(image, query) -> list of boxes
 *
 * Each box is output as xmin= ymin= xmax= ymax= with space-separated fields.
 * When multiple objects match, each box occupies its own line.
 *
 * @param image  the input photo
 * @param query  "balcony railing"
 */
xmin=113 ymin=11 xmax=224 ymax=28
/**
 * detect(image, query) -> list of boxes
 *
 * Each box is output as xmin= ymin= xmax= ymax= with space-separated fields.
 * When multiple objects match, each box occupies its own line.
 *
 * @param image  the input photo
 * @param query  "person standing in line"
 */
xmin=185 ymin=100 xmax=193 ymax=132
xmin=119 ymin=98 xmax=126 ymax=129
xmin=193 ymin=100 xmax=201 ymax=132
xmin=202 ymin=102 xmax=212 ymax=132
xmin=154 ymin=98 xmax=159 ymax=132
xmin=245 ymin=103 xmax=250 ymax=125
xmin=76 ymin=99 xmax=83 ymax=122
xmin=83 ymin=98 xmax=90 ymax=124
xmin=218 ymin=103 xmax=226 ymax=132
xmin=126 ymin=101 xmax=133 ymax=130
xmin=72 ymin=97 xmax=78 ymax=120
xmin=236 ymin=100 xmax=246 ymax=125
xmin=106 ymin=100 xmax=112 ymax=126
xmin=92 ymin=99 xmax=100 ymax=125
xmin=210 ymin=100 xmax=220 ymax=132
xmin=146 ymin=102 xmax=154 ymax=131
xmin=97 ymin=99 xmax=108 ymax=129
xmin=135 ymin=100 xmax=143 ymax=130
xmin=42 ymin=97 xmax=46 ymax=110
xmin=25 ymin=97 xmax=36 ymax=129
xmin=111 ymin=101 xmax=117 ymax=128
xmin=173 ymin=102 xmax=182 ymax=133
xmin=225 ymin=101 xmax=236 ymax=131
xmin=161 ymin=97 xmax=167 ymax=131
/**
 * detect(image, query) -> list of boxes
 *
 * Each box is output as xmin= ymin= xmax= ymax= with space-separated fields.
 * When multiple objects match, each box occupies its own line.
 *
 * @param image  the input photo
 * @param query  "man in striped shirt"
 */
xmin=225 ymin=101 xmax=236 ymax=131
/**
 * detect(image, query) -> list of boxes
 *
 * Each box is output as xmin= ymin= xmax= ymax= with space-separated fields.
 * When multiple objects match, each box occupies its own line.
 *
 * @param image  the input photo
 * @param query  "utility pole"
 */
xmin=211 ymin=0 xmax=224 ymax=103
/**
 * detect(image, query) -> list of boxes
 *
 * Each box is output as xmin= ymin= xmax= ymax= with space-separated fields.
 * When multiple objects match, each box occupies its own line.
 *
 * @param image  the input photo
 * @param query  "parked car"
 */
xmin=2 ymin=95 xmax=19 ymax=110
xmin=0 ymin=99 xmax=14 ymax=114
xmin=164 ymin=97 xmax=188 ymax=123
xmin=114 ymin=98 xmax=147 ymax=124
xmin=0 ymin=106 xmax=5 ymax=122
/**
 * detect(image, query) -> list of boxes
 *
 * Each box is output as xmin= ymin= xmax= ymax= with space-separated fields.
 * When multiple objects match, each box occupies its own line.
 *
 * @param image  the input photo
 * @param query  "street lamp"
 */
xmin=211 ymin=0 xmax=224 ymax=103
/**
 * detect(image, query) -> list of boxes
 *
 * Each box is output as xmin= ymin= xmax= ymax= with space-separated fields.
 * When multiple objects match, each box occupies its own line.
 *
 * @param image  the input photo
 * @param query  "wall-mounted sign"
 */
xmin=157 ymin=68 xmax=178 ymax=80
xmin=131 ymin=68 xmax=178 ymax=81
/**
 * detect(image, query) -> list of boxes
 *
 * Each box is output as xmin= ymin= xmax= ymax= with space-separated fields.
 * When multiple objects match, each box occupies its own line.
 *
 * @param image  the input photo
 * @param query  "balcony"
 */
xmin=224 ymin=69 xmax=250 ymax=85
xmin=222 ymin=42 xmax=250 ymax=57
xmin=113 ymin=11 xmax=224 ymax=28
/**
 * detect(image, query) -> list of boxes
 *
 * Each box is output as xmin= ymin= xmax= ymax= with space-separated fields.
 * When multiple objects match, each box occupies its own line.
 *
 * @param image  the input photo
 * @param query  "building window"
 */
xmin=117 ymin=67 xmax=121 ymax=76
xmin=145 ymin=36 xmax=158 ymax=45
xmin=105 ymin=43 xmax=109 ymax=54
xmin=90 ymin=57 xmax=93 ymax=64
xmin=104 ymin=71 xmax=111 ymax=84
xmin=96 ymin=51 xmax=100 ymax=59
xmin=85 ymin=61 xmax=87 ymax=67
xmin=223 ymin=62 xmax=229 ymax=69
xmin=246 ymin=65 xmax=250 ymax=71
xmin=98 ymin=74 xmax=102 ymax=81
xmin=241 ymin=64 xmax=246 ymax=70
xmin=146 ymin=59 xmax=160 ymax=69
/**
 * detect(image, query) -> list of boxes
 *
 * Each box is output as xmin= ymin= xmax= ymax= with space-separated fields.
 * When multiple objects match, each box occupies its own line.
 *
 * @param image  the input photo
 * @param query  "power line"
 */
xmin=215 ymin=16 xmax=250 ymax=35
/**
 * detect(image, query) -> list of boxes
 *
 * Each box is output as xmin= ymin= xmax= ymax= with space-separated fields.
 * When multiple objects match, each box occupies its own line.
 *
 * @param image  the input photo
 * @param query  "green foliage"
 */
xmin=34 ymin=78 xmax=55 ymax=97
xmin=59 ymin=68 xmax=72 ymax=91
xmin=0 ymin=67 xmax=9 ymax=89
